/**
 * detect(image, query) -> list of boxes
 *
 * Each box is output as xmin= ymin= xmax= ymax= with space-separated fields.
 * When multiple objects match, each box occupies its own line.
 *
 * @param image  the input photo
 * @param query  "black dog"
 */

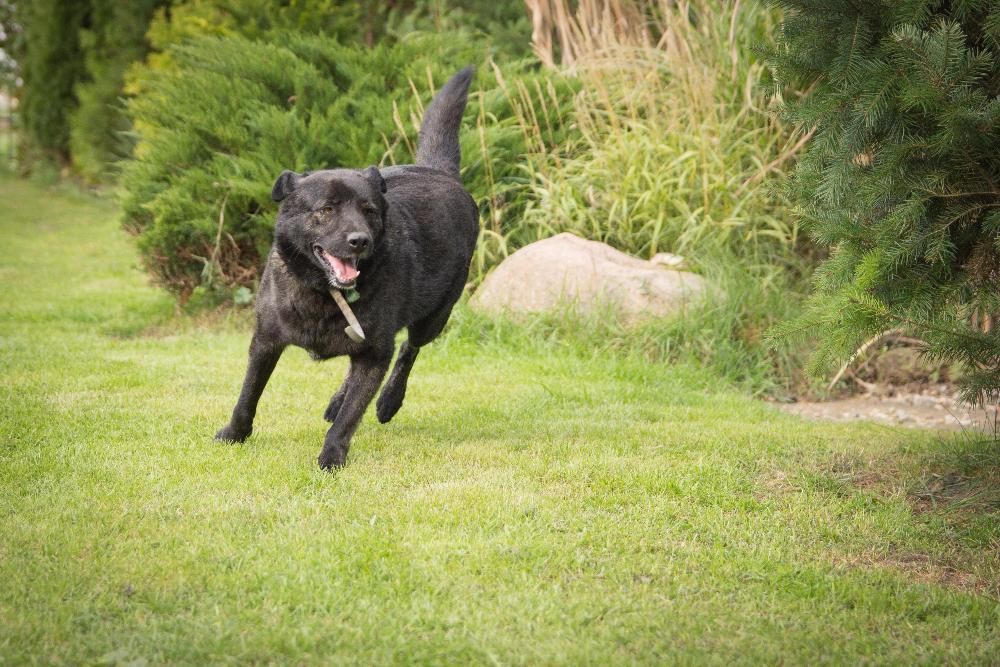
xmin=215 ymin=66 xmax=478 ymax=469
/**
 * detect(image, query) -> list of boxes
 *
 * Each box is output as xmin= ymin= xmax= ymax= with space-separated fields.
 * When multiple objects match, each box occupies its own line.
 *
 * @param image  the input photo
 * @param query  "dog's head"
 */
xmin=271 ymin=167 xmax=387 ymax=290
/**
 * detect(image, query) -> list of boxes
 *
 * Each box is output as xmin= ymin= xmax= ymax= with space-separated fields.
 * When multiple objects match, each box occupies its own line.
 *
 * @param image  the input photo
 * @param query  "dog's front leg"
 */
xmin=215 ymin=333 xmax=285 ymax=443
xmin=317 ymin=351 xmax=391 ymax=469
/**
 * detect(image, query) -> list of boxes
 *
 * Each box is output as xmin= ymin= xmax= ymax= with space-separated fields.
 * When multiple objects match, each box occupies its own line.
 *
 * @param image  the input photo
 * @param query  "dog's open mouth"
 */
xmin=313 ymin=245 xmax=360 ymax=288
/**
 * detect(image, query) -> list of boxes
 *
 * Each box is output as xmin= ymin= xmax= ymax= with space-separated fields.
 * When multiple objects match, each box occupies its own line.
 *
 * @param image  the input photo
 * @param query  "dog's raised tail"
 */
xmin=415 ymin=66 xmax=475 ymax=180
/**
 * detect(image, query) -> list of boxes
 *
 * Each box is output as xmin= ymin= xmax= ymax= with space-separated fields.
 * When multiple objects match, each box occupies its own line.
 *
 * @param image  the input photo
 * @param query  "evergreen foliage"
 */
xmin=137 ymin=0 xmax=529 ymax=63
xmin=0 ymin=0 xmax=19 ymax=89
xmin=16 ymin=0 xmax=88 ymax=165
xmin=768 ymin=0 xmax=1000 ymax=404
xmin=10 ymin=0 xmax=528 ymax=178
xmin=69 ymin=0 xmax=165 ymax=181
xmin=120 ymin=31 xmax=574 ymax=300
xmin=385 ymin=0 xmax=531 ymax=57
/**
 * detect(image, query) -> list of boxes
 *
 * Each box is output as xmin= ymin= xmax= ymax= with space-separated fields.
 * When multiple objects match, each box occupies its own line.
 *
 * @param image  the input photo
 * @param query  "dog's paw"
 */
xmin=215 ymin=423 xmax=251 ymax=443
xmin=317 ymin=446 xmax=347 ymax=470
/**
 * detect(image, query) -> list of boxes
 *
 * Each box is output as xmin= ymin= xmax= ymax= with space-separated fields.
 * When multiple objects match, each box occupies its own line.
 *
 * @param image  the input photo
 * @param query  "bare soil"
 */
xmin=779 ymin=346 xmax=998 ymax=431
xmin=778 ymin=387 xmax=999 ymax=431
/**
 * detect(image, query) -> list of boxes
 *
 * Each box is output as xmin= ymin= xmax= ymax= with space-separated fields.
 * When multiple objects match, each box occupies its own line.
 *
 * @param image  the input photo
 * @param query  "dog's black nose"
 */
xmin=347 ymin=232 xmax=371 ymax=251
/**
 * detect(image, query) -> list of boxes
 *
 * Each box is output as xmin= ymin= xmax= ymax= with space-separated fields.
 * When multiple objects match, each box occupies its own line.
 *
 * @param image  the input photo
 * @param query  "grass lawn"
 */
xmin=1 ymin=175 xmax=998 ymax=665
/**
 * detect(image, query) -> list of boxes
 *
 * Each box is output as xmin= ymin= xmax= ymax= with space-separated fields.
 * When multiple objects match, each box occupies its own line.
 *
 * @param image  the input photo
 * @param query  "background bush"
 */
xmin=120 ymin=30 xmax=575 ymax=300
xmin=6 ymin=0 xmax=528 ymax=179
xmin=768 ymin=0 xmax=1000 ymax=404
xmin=14 ymin=0 xmax=87 ymax=167
xmin=69 ymin=0 xmax=165 ymax=181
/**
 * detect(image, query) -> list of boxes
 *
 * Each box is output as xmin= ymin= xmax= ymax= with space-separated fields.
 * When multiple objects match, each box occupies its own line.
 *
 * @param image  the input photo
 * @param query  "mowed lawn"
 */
xmin=1 ymin=176 xmax=998 ymax=665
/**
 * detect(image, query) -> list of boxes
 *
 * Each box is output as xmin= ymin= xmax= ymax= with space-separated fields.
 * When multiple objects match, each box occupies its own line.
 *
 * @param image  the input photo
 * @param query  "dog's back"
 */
xmin=383 ymin=67 xmax=479 ymax=325
xmin=396 ymin=63 xmax=479 ymax=258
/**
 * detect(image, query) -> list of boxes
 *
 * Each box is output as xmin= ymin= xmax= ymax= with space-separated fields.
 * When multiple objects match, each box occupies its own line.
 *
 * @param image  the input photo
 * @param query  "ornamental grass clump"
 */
xmin=517 ymin=0 xmax=804 ymax=267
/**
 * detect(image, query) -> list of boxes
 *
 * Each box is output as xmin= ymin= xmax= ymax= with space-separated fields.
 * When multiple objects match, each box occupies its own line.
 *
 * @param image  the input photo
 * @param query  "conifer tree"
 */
xmin=69 ymin=0 xmax=165 ymax=180
xmin=17 ymin=0 xmax=88 ymax=165
xmin=768 ymin=0 xmax=1000 ymax=405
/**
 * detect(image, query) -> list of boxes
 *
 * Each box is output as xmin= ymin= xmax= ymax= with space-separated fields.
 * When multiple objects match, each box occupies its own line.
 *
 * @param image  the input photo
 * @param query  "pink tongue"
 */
xmin=322 ymin=250 xmax=359 ymax=282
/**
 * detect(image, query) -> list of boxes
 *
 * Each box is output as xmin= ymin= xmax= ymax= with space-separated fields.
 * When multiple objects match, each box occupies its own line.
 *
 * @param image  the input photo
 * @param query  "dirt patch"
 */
xmin=908 ymin=471 xmax=1000 ymax=517
xmin=777 ymin=385 xmax=999 ymax=431
xmin=779 ymin=342 xmax=1000 ymax=431
xmin=831 ymin=551 xmax=996 ymax=597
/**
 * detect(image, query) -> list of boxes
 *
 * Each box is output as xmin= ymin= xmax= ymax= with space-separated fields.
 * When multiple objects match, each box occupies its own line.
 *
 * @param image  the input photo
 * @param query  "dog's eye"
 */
xmin=319 ymin=206 xmax=334 ymax=215
xmin=362 ymin=204 xmax=377 ymax=215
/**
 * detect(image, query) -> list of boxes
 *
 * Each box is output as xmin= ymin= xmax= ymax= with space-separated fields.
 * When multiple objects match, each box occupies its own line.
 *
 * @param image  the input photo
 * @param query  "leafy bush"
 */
xmin=136 ymin=0 xmax=529 ymax=69
xmin=69 ymin=0 xmax=164 ymax=181
xmin=385 ymin=0 xmax=532 ymax=58
xmin=120 ymin=31 xmax=575 ymax=300
xmin=768 ymin=0 xmax=1000 ymax=404
xmin=15 ymin=0 xmax=87 ymax=166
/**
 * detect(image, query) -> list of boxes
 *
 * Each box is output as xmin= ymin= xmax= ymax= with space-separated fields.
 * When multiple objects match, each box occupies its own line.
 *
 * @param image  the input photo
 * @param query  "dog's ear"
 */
xmin=363 ymin=166 xmax=387 ymax=194
xmin=271 ymin=170 xmax=303 ymax=202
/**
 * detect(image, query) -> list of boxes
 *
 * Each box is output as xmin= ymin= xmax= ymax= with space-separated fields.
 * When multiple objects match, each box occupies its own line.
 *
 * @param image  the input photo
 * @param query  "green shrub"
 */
xmin=385 ymin=0 xmax=532 ymax=58
xmin=767 ymin=0 xmax=1000 ymax=405
xmin=120 ymin=31 xmax=575 ymax=300
xmin=15 ymin=0 xmax=87 ymax=167
xmin=69 ymin=0 xmax=164 ymax=182
xmin=136 ymin=0 xmax=529 ymax=67
xmin=142 ymin=0 xmax=365 ymax=49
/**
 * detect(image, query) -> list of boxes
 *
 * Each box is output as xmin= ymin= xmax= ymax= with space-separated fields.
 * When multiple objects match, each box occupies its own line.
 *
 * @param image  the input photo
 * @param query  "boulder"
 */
xmin=470 ymin=233 xmax=709 ymax=324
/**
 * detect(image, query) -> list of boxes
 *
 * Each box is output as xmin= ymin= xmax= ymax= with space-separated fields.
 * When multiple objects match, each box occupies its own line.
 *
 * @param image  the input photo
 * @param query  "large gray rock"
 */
xmin=470 ymin=233 xmax=709 ymax=323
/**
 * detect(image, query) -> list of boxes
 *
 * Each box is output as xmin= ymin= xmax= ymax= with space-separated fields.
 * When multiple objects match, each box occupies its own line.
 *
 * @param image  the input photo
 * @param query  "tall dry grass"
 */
xmin=525 ymin=0 xmax=652 ymax=67
xmin=518 ymin=0 xmax=806 ymax=266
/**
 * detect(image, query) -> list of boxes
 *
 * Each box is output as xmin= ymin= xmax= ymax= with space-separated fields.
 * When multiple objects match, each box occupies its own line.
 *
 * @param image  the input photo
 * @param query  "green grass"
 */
xmin=1 ymin=175 xmax=998 ymax=665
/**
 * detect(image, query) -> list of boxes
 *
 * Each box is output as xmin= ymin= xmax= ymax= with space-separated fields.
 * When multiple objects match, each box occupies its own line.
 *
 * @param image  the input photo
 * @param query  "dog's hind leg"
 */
xmin=375 ymin=341 xmax=420 ymax=424
xmin=318 ymin=351 xmax=391 ymax=469
xmin=215 ymin=333 xmax=285 ymax=443
xmin=323 ymin=362 xmax=353 ymax=423
xmin=375 ymin=293 xmax=460 ymax=424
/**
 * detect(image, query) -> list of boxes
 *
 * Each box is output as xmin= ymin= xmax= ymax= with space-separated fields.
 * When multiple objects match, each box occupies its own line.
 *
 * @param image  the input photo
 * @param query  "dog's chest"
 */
xmin=277 ymin=291 xmax=359 ymax=359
